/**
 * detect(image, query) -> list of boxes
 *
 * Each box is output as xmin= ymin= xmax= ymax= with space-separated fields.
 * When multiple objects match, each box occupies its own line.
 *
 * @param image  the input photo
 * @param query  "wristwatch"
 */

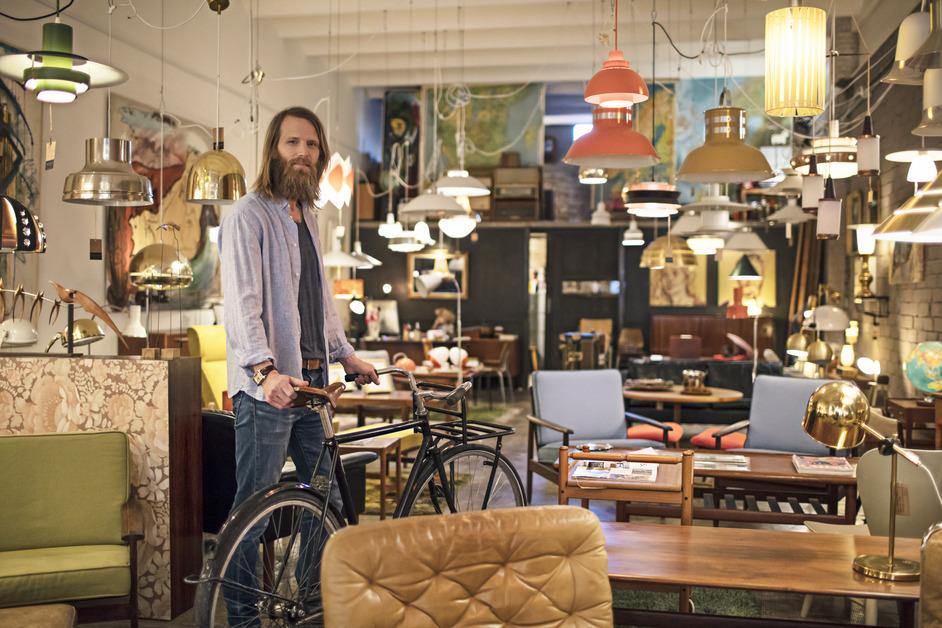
xmin=253 ymin=364 xmax=276 ymax=385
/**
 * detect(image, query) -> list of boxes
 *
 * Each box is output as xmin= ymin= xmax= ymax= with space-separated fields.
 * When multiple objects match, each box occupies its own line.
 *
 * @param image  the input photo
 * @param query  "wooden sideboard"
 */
xmin=361 ymin=337 xmax=521 ymax=379
xmin=0 ymin=354 xmax=202 ymax=620
xmin=649 ymin=314 xmax=775 ymax=357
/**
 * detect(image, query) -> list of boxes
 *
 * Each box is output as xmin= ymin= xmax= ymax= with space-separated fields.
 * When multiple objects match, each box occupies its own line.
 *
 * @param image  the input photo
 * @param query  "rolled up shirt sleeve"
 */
xmin=219 ymin=209 xmax=274 ymax=369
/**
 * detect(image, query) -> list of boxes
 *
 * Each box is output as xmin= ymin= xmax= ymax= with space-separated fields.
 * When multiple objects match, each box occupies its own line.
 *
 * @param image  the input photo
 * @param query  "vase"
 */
xmin=123 ymin=304 xmax=147 ymax=338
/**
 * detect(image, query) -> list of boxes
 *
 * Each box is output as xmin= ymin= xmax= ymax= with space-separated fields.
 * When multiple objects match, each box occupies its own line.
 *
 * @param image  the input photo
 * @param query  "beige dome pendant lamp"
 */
xmin=62 ymin=6 xmax=152 ymax=206
xmin=185 ymin=1 xmax=246 ymax=204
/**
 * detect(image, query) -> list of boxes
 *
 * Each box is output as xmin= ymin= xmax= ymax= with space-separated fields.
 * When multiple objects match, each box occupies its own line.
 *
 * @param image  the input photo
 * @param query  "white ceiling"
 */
xmin=250 ymin=0 xmax=907 ymax=88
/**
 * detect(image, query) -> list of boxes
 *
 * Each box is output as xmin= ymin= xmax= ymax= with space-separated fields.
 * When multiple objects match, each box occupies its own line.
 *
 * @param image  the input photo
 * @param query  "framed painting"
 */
xmin=845 ymin=190 xmax=863 ymax=255
xmin=381 ymin=88 xmax=420 ymax=206
xmin=890 ymin=242 xmax=924 ymax=285
xmin=407 ymin=251 xmax=468 ymax=299
xmin=649 ymin=257 xmax=707 ymax=307
xmin=718 ymin=251 xmax=777 ymax=308
xmin=105 ymin=95 xmax=219 ymax=309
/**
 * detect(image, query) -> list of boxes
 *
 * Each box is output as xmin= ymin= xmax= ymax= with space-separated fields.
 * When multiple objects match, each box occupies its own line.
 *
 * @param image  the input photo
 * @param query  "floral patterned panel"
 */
xmin=0 ymin=356 xmax=173 ymax=620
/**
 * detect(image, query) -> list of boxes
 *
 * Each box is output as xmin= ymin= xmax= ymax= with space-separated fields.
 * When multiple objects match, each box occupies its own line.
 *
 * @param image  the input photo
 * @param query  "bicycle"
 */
xmin=191 ymin=366 xmax=526 ymax=627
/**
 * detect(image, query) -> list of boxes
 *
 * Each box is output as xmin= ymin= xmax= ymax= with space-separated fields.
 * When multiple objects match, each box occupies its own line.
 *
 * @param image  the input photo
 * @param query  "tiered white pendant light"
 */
xmin=623 ymin=182 xmax=680 ymax=218
xmin=792 ymin=120 xmax=858 ymax=179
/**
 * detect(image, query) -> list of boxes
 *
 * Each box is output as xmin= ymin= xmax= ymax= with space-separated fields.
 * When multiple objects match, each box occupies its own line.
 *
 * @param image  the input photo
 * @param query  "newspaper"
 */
xmin=694 ymin=453 xmax=751 ymax=471
xmin=572 ymin=460 xmax=659 ymax=482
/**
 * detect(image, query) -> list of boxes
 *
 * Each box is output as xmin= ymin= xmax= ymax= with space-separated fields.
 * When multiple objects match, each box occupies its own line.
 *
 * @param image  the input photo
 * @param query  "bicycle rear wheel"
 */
xmin=400 ymin=444 xmax=526 ymax=516
xmin=194 ymin=486 xmax=343 ymax=627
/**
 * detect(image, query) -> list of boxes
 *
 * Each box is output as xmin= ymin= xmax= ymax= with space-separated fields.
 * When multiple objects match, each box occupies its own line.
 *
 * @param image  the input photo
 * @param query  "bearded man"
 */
xmin=218 ymin=106 xmax=378 ymax=625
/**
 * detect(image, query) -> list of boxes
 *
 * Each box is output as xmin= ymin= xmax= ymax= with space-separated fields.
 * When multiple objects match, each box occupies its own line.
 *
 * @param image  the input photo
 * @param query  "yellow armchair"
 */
xmin=187 ymin=325 xmax=228 ymax=409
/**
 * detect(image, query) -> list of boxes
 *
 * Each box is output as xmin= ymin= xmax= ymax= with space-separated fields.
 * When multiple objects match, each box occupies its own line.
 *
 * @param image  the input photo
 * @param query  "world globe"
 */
xmin=904 ymin=342 xmax=942 ymax=398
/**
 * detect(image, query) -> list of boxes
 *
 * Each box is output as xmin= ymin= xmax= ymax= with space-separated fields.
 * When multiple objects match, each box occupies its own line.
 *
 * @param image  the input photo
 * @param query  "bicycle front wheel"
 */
xmin=194 ymin=486 xmax=343 ymax=628
xmin=401 ymin=443 xmax=526 ymax=516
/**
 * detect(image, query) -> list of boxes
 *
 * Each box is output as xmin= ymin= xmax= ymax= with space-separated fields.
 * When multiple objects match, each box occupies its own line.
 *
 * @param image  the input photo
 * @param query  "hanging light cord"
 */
xmin=215 ymin=7 xmax=221 ymax=139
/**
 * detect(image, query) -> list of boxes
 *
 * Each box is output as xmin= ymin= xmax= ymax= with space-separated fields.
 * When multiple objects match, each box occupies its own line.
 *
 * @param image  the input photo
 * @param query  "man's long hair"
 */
xmin=254 ymin=106 xmax=331 ymax=202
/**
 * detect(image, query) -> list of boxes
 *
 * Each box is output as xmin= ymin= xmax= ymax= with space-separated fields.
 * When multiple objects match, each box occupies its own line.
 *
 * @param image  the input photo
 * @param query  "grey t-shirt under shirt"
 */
xmin=297 ymin=219 xmax=326 ymax=361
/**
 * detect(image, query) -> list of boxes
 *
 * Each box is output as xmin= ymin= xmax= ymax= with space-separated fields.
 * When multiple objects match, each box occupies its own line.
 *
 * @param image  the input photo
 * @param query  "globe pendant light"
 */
xmin=434 ymin=169 xmax=490 ymax=197
xmin=677 ymin=89 xmax=773 ymax=183
xmin=883 ymin=10 xmax=930 ymax=84
xmin=816 ymin=177 xmax=842 ymax=240
xmin=905 ymin=0 xmax=942 ymax=72
xmin=0 ymin=20 xmax=127 ymax=104
xmin=914 ymin=69 xmax=942 ymax=136
xmin=621 ymin=219 xmax=644 ymax=246
xmin=563 ymin=107 xmax=658 ymax=170
xmin=857 ymin=116 xmax=880 ymax=177
xmin=886 ymin=148 xmax=942 ymax=183
xmin=729 ymin=254 xmax=761 ymax=281
xmin=792 ymin=120 xmax=858 ymax=179
xmin=764 ymin=4 xmax=827 ymax=117
xmin=624 ymin=182 xmax=680 ymax=218
xmin=801 ymin=155 xmax=825 ymax=213
xmin=185 ymin=128 xmax=246 ymax=204
xmin=584 ymin=0 xmax=648 ymax=108
xmin=1 ymin=195 xmax=46 ymax=253
xmin=129 ymin=242 xmax=194 ymax=290
xmin=62 ymin=138 xmax=154 ymax=206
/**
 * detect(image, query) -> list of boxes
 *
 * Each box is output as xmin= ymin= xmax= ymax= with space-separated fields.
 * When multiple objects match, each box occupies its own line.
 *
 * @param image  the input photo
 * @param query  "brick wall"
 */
xmin=827 ymin=74 xmax=942 ymax=397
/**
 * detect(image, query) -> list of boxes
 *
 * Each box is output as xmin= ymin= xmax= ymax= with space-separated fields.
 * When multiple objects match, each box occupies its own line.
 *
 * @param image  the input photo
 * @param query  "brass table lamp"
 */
xmin=803 ymin=381 xmax=923 ymax=581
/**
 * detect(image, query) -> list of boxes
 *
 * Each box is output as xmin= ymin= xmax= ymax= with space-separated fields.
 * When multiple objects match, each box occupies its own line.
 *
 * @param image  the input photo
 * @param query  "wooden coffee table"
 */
xmin=337 ymin=434 xmax=402 ymax=520
xmin=623 ymin=385 xmax=743 ymax=421
xmin=603 ymin=522 xmax=919 ymax=627
xmin=612 ymin=449 xmax=858 ymax=525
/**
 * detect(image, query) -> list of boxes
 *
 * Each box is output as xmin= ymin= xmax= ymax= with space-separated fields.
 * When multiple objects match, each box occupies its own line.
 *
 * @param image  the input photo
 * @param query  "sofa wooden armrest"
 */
xmin=527 ymin=414 xmax=574 ymax=436
xmin=122 ymin=495 xmax=145 ymax=543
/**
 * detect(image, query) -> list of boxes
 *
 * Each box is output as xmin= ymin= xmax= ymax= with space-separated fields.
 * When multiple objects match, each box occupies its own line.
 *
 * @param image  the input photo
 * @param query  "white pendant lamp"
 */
xmin=761 ymin=168 xmax=803 ymax=197
xmin=579 ymin=168 xmax=608 ymax=184
xmin=792 ymin=121 xmax=858 ymax=179
xmin=621 ymin=219 xmax=644 ymax=246
xmin=323 ymin=226 xmax=361 ymax=268
xmin=725 ymin=229 xmax=769 ymax=252
xmin=439 ymin=213 xmax=478 ymax=239
xmin=378 ymin=212 xmax=403 ymax=238
xmin=624 ymin=182 xmax=680 ymax=218
xmin=764 ymin=4 xmax=827 ymax=117
xmin=412 ymin=220 xmax=435 ymax=245
xmin=399 ymin=190 xmax=464 ymax=218
xmin=886 ymin=149 xmax=942 ymax=183
xmin=883 ymin=11 xmax=930 ymax=84
xmin=801 ymin=155 xmax=826 ymax=212
xmin=388 ymin=230 xmax=426 ymax=252
xmin=687 ymin=234 xmax=725 ymax=255
xmin=816 ymin=177 xmax=842 ymax=240
xmin=350 ymin=241 xmax=382 ymax=269
xmin=905 ymin=0 xmax=942 ymax=72
xmin=671 ymin=211 xmax=700 ymax=236
xmin=857 ymin=116 xmax=880 ymax=177
xmin=768 ymin=196 xmax=815 ymax=240
xmin=914 ymin=69 xmax=942 ymax=137
xmin=435 ymin=169 xmax=490 ymax=197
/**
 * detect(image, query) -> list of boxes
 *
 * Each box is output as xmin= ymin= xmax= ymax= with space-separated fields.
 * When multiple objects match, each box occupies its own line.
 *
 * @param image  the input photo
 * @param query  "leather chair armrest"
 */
xmin=527 ymin=414 xmax=574 ymax=435
xmin=122 ymin=494 xmax=145 ymax=543
xmin=713 ymin=419 xmax=750 ymax=449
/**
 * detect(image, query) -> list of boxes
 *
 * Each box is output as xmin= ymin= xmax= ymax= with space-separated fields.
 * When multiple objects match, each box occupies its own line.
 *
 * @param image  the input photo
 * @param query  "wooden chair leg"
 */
xmin=679 ymin=586 xmax=691 ymax=613
xmin=129 ymin=538 xmax=139 ymax=628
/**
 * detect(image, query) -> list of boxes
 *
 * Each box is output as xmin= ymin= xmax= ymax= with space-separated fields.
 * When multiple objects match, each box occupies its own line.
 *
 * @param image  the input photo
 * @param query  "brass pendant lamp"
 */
xmin=184 ymin=2 xmax=246 ymax=204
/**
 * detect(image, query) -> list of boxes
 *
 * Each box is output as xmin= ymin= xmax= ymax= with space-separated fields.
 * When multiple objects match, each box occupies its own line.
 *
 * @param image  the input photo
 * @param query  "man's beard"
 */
xmin=273 ymin=156 xmax=319 ymax=208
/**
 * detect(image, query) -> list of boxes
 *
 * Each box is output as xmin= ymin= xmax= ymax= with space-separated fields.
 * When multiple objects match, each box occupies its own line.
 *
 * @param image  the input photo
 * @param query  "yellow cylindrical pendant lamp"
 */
xmin=764 ymin=5 xmax=827 ymax=117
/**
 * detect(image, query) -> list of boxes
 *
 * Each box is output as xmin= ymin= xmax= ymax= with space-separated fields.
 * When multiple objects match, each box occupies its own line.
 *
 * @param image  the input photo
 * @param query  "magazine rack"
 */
xmin=558 ymin=447 xmax=694 ymax=525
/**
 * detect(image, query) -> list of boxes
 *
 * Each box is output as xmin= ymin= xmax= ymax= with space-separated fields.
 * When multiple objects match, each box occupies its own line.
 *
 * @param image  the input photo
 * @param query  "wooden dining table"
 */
xmin=623 ymin=385 xmax=744 ymax=421
xmin=335 ymin=390 xmax=414 ymax=427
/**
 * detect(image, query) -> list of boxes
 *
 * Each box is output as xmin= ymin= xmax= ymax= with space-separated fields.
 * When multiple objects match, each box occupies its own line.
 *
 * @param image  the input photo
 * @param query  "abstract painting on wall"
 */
xmin=381 ymin=88 xmax=421 ymax=207
xmin=105 ymin=95 xmax=219 ymax=309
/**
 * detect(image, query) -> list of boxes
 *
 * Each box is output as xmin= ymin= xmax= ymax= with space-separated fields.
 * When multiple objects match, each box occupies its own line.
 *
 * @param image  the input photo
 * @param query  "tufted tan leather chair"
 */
xmin=924 ymin=523 xmax=942 ymax=628
xmin=321 ymin=506 xmax=613 ymax=627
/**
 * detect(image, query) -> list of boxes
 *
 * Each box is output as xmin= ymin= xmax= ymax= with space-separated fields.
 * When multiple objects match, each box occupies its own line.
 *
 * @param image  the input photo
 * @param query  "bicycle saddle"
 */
xmin=293 ymin=382 xmax=346 ymax=409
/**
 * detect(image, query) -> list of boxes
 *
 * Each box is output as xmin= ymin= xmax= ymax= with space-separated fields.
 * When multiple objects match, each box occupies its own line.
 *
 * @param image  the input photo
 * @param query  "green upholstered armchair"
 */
xmin=187 ymin=324 xmax=228 ymax=409
xmin=0 ymin=432 xmax=143 ymax=627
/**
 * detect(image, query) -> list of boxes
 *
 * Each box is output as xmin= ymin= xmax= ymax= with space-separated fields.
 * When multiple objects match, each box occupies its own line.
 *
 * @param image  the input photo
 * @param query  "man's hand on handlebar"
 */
xmin=339 ymin=354 xmax=380 ymax=386
xmin=262 ymin=371 xmax=307 ymax=409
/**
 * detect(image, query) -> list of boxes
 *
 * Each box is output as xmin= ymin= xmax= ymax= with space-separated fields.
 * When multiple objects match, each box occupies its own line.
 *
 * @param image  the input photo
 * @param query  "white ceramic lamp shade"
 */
xmin=883 ymin=11 xmax=930 ymax=84
xmin=914 ymin=69 xmax=942 ymax=136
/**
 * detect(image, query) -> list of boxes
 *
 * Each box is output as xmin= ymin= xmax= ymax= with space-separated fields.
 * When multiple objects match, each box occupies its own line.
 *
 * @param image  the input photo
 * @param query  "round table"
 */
xmin=623 ymin=385 xmax=744 ymax=421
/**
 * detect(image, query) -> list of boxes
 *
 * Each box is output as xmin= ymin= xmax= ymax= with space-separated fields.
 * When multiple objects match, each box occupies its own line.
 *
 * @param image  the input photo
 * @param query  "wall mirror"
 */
xmin=407 ymin=251 xmax=468 ymax=299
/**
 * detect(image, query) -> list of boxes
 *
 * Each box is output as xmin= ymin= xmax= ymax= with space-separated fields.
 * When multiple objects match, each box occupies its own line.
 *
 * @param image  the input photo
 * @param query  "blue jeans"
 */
xmin=223 ymin=369 xmax=340 ymax=626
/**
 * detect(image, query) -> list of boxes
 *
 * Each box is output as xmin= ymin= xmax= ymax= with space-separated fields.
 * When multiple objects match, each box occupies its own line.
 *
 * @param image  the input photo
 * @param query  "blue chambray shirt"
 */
xmin=218 ymin=191 xmax=355 ymax=401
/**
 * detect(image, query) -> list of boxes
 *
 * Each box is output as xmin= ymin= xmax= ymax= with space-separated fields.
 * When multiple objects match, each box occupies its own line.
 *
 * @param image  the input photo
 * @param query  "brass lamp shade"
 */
xmin=1 ymin=196 xmax=46 ymax=253
xmin=63 ymin=138 xmax=154 ymax=206
xmin=44 ymin=319 xmax=104 ymax=352
xmin=786 ymin=331 xmax=810 ymax=356
xmin=128 ymin=243 xmax=194 ymax=291
xmin=806 ymin=339 xmax=833 ymax=365
xmin=185 ymin=128 xmax=246 ymax=205
xmin=678 ymin=105 xmax=773 ymax=183
xmin=802 ymin=381 xmax=870 ymax=451
xmin=639 ymin=236 xmax=696 ymax=269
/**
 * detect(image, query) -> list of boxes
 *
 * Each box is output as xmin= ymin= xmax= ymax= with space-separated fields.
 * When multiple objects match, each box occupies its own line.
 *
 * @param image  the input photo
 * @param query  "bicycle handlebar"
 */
xmin=345 ymin=367 xmax=470 ymax=412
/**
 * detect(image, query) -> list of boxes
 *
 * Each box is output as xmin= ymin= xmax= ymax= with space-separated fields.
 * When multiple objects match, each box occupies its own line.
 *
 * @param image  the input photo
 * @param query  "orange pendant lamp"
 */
xmin=584 ymin=0 xmax=648 ymax=108
xmin=563 ymin=107 xmax=658 ymax=170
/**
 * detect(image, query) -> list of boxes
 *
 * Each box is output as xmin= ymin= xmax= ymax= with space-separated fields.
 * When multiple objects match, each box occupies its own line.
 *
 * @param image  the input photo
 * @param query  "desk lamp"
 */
xmin=803 ymin=381 xmax=923 ymax=581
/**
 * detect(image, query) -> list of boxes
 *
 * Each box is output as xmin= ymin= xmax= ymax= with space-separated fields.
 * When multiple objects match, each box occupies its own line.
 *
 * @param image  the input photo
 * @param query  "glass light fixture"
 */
xmin=378 ymin=212 xmax=404 ymax=238
xmin=349 ymin=298 xmax=366 ymax=315
xmin=883 ymin=11 xmax=930 ymax=84
xmin=687 ymin=235 xmax=725 ymax=255
xmin=677 ymin=89 xmax=773 ymax=183
xmin=584 ymin=1 xmax=648 ymax=108
xmin=764 ymin=4 xmax=827 ymax=116
xmin=621 ymin=219 xmax=644 ymax=246
xmin=816 ymin=177 xmax=842 ymax=240
xmin=563 ymin=107 xmax=659 ymax=170
xmin=578 ymin=168 xmax=608 ymax=184
xmin=62 ymin=138 xmax=154 ymax=206
xmin=905 ymin=0 xmax=942 ymax=72
xmin=729 ymin=254 xmax=761 ymax=281
xmin=857 ymin=357 xmax=881 ymax=377
xmin=438 ymin=196 xmax=479 ymax=239
xmin=1 ymin=196 xmax=46 ymax=253
xmin=814 ymin=305 xmax=851 ymax=332
xmin=434 ymin=169 xmax=490 ymax=197
xmin=885 ymin=149 xmax=942 ymax=183
xmin=623 ymin=182 xmax=680 ymax=218
xmin=792 ymin=121 xmax=858 ymax=179
xmin=185 ymin=127 xmax=246 ymax=204
xmin=856 ymin=116 xmax=880 ymax=176
xmin=914 ymin=69 xmax=942 ymax=137
xmin=853 ymin=224 xmax=877 ymax=256
xmin=801 ymin=155 xmax=825 ymax=212
xmin=839 ymin=344 xmax=856 ymax=368
xmin=0 ymin=21 xmax=127 ymax=103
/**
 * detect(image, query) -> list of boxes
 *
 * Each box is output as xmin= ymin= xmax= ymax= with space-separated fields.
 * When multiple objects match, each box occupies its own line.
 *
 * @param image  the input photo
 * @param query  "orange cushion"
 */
xmin=627 ymin=422 xmax=684 ymax=443
xmin=690 ymin=427 xmax=747 ymax=450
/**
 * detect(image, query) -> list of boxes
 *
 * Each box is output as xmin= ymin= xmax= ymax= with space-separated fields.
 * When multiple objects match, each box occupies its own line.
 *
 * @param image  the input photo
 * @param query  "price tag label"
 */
xmin=44 ymin=140 xmax=56 ymax=170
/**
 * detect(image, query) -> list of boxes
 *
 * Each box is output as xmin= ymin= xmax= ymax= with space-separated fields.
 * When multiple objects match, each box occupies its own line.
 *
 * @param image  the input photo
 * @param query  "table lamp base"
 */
xmin=853 ymin=554 xmax=920 ymax=581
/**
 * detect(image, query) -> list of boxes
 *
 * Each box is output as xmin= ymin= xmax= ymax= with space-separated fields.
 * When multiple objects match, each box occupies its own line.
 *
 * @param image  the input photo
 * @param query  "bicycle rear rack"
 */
xmin=430 ymin=419 xmax=515 ymax=443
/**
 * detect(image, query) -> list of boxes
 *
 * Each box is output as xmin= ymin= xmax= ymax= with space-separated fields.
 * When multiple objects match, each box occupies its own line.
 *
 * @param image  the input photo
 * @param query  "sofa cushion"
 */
xmin=531 ymin=370 xmax=628 ymax=445
xmin=0 ymin=432 xmax=128 ymax=551
xmin=538 ymin=438 xmax=664 ymax=463
xmin=0 ymin=603 xmax=76 ymax=628
xmin=0 ymin=545 xmax=130 ymax=607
